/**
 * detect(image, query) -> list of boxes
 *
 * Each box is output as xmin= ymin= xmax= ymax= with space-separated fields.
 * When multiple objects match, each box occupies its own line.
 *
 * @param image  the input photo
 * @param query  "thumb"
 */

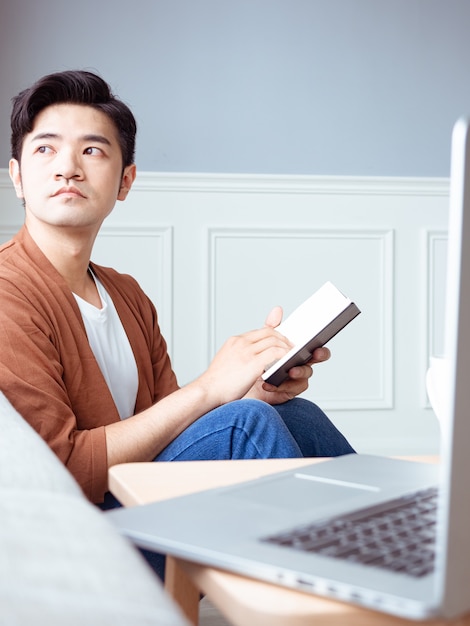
xmin=264 ymin=305 xmax=283 ymax=328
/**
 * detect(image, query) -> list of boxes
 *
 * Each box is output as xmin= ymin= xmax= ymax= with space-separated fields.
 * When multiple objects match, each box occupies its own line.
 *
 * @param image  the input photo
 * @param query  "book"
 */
xmin=261 ymin=281 xmax=361 ymax=386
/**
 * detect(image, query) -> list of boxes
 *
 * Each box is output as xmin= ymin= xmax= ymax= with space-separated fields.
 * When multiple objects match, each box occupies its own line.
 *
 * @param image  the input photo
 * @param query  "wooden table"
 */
xmin=108 ymin=457 xmax=469 ymax=626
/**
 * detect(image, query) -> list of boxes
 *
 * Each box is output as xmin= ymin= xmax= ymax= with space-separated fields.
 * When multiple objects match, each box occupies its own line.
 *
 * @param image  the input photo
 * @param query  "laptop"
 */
xmin=107 ymin=117 xmax=470 ymax=621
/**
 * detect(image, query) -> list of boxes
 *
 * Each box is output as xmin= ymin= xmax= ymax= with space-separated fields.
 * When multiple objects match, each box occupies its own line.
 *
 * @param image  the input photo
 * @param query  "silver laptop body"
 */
xmin=108 ymin=118 xmax=470 ymax=621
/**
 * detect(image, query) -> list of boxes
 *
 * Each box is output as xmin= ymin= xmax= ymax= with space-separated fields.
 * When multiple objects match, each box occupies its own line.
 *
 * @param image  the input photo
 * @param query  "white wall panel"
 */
xmin=93 ymin=226 xmax=174 ymax=353
xmin=421 ymin=230 xmax=448 ymax=408
xmin=208 ymin=228 xmax=393 ymax=411
xmin=0 ymin=170 xmax=449 ymax=456
xmin=426 ymin=231 xmax=448 ymax=359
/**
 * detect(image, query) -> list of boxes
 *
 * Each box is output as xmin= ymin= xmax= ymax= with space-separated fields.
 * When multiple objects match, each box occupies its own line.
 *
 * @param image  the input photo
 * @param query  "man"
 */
xmin=1 ymin=70 xmax=354 ymax=508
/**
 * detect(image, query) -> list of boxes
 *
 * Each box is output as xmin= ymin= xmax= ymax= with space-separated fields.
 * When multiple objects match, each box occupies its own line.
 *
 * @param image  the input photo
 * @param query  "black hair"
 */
xmin=10 ymin=70 xmax=136 ymax=166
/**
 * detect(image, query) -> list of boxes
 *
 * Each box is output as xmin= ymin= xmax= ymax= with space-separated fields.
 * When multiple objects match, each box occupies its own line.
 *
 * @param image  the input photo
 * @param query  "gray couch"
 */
xmin=0 ymin=391 xmax=189 ymax=625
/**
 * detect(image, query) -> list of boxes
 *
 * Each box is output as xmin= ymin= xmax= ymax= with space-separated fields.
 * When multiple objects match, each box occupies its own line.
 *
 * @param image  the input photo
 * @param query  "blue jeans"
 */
xmin=154 ymin=397 xmax=354 ymax=460
xmin=100 ymin=398 xmax=354 ymax=579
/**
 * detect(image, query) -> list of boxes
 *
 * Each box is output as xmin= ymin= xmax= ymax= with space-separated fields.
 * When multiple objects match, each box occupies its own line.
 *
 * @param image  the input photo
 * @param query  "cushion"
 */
xmin=0 ymin=391 xmax=189 ymax=625
xmin=0 ymin=391 xmax=82 ymax=494
xmin=0 ymin=490 xmax=189 ymax=625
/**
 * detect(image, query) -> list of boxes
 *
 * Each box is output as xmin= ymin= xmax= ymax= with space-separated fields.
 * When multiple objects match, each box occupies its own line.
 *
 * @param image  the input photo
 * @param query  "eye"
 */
xmin=37 ymin=145 xmax=53 ymax=154
xmin=84 ymin=146 xmax=103 ymax=156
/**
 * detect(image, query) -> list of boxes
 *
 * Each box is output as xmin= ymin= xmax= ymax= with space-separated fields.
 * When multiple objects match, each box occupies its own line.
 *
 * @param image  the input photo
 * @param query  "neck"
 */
xmin=24 ymin=219 xmax=101 ymax=305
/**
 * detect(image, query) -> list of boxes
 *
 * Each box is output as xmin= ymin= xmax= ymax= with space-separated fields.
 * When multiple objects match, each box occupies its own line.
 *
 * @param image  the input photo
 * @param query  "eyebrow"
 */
xmin=30 ymin=132 xmax=112 ymax=146
xmin=82 ymin=134 xmax=112 ymax=146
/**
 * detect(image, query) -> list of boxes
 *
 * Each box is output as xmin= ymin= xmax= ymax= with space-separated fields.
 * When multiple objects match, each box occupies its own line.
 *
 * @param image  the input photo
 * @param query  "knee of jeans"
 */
xmin=282 ymin=396 xmax=319 ymax=412
xmin=228 ymin=398 xmax=282 ymax=426
xmin=231 ymin=398 xmax=277 ymax=415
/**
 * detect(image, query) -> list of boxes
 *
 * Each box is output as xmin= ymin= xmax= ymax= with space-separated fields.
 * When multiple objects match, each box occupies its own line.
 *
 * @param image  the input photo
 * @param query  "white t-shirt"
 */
xmin=73 ymin=272 xmax=139 ymax=419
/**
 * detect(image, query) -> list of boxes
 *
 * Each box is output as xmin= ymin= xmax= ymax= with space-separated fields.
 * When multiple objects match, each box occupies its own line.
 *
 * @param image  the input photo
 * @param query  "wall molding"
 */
xmin=421 ymin=229 xmax=448 ymax=408
xmin=0 ymin=168 xmax=450 ymax=197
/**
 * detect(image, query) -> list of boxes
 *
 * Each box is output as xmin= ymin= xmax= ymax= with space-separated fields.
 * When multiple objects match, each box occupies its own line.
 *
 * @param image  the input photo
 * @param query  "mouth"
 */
xmin=52 ymin=186 xmax=86 ymax=199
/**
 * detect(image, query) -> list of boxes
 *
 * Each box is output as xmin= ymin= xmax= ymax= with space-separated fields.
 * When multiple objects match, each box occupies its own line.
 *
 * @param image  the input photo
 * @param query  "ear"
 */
xmin=9 ymin=159 xmax=24 ymax=199
xmin=117 ymin=164 xmax=137 ymax=201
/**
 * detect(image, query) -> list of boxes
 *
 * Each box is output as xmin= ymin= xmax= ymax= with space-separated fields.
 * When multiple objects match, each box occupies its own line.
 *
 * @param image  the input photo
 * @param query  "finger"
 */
xmin=311 ymin=347 xmax=331 ymax=363
xmin=286 ymin=364 xmax=314 ymax=380
xmin=264 ymin=305 xmax=283 ymax=329
xmin=252 ymin=336 xmax=291 ymax=361
xmin=237 ymin=326 xmax=292 ymax=352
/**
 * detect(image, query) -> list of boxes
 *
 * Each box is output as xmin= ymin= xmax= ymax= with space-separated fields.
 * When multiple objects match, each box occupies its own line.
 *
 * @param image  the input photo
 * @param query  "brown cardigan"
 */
xmin=0 ymin=226 xmax=178 ymax=503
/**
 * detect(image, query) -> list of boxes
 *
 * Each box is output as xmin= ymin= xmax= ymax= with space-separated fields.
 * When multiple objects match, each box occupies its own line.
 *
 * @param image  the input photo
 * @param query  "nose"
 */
xmin=54 ymin=149 xmax=84 ymax=181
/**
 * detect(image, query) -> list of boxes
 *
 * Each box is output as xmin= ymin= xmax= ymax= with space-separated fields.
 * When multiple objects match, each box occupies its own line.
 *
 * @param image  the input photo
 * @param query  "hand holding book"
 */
xmin=262 ymin=282 xmax=360 ymax=387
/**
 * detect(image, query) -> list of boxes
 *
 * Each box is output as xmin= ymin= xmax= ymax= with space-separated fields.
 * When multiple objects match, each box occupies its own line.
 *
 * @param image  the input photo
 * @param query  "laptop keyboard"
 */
xmin=262 ymin=486 xmax=438 ymax=578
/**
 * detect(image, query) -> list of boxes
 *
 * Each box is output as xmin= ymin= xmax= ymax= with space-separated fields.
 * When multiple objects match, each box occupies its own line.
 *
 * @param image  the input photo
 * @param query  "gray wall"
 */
xmin=1 ymin=0 xmax=469 ymax=176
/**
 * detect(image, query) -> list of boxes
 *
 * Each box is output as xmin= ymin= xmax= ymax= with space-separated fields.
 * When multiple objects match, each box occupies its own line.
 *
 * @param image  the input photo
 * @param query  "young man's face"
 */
xmin=9 ymin=103 xmax=136 ymax=235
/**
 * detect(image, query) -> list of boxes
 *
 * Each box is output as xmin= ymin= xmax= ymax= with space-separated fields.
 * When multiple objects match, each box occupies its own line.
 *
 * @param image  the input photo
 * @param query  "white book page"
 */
xmin=276 ymin=281 xmax=351 ymax=346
